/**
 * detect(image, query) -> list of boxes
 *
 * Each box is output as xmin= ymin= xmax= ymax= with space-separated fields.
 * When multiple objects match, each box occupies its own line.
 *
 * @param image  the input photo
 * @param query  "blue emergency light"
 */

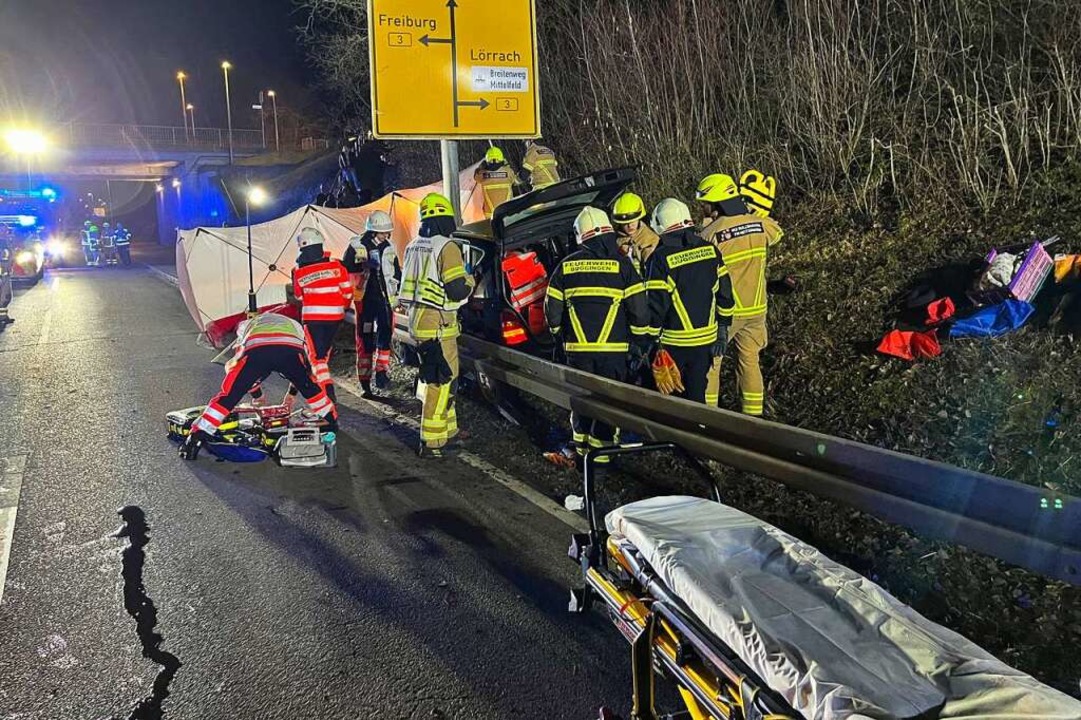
xmin=17 ymin=215 xmax=38 ymax=227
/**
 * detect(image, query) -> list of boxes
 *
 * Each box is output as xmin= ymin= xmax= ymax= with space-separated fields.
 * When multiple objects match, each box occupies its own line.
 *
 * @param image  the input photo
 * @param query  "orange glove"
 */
xmin=652 ymin=349 xmax=684 ymax=395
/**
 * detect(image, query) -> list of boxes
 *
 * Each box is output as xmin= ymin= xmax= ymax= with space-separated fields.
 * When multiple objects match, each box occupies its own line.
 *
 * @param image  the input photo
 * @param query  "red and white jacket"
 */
xmin=293 ymin=257 xmax=353 ymax=322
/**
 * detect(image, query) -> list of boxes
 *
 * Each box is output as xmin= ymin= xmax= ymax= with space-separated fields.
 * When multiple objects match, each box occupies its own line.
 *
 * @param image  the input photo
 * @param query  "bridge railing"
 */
xmin=54 ymin=123 xmax=330 ymax=153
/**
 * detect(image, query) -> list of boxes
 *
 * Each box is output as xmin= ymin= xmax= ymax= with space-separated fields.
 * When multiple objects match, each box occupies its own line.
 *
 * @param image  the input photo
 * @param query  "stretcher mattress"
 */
xmin=607 ymin=496 xmax=1081 ymax=720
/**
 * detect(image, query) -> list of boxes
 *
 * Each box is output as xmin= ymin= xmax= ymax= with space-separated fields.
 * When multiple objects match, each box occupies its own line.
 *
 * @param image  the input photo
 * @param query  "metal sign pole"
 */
xmin=441 ymin=139 xmax=462 ymax=223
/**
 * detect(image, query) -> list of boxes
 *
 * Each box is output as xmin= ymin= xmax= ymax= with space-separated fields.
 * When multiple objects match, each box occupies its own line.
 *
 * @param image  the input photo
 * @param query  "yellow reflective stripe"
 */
xmin=624 ymin=282 xmax=646 ymax=299
xmin=718 ymin=265 xmax=730 ymax=277
xmin=596 ymin=300 xmax=621 ymax=346
xmin=412 ymin=325 xmax=460 ymax=340
xmin=546 ymin=285 xmax=565 ymax=301
xmin=442 ymin=264 xmax=467 ymax=282
xmin=630 ymin=324 xmax=655 ymax=337
xmin=722 ymin=247 xmax=767 ymax=265
xmin=644 ymin=279 xmax=669 ymax=291
xmin=563 ymin=287 xmax=624 ymax=300
xmin=670 ymin=287 xmax=695 ymax=332
xmin=564 ymin=342 xmax=630 ymax=352
xmin=568 ymin=305 xmax=587 ymax=344
xmin=732 ymin=304 xmax=767 ymax=318
xmin=756 ymin=261 xmax=767 ymax=308
xmin=661 ymin=325 xmax=718 ymax=344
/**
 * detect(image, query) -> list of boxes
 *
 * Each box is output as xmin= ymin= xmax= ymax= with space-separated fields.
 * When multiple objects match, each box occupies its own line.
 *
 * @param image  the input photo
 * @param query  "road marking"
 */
xmin=37 ymin=309 xmax=52 ymax=347
xmin=333 ymin=373 xmax=587 ymax=532
xmin=144 ymin=265 xmax=180 ymax=288
xmin=0 ymin=455 xmax=29 ymax=606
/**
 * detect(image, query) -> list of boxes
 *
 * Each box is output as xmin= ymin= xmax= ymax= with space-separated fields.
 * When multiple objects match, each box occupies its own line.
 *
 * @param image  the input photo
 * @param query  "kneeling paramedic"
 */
xmin=400 ymin=193 xmax=475 ymax=458
xmin=180 ymin=312 xmax=338 ymax=460
xmin=343 ymin=210 xmax=396 ymax=397
xmin=645 ymin=198 xmax=733 ymax=404
xmin=290 ymin=227 xmax=353 ymax=405
xmin=696 ymin=173 xmax=784 ymax=413
xmin=545 ymin=207 xmax=651 ymax=466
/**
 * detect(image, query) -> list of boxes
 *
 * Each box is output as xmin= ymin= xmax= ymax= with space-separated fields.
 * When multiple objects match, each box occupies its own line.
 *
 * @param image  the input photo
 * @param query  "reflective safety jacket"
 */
xmin=236 ymin=312 xmax=306 ymax=354
xmin=701 ymin=214 xmax=784 ymax=320
xmin=400 ymin=235 xmax=475 ymax=340
xmin=645 ymin=228 xmax=734 ymax=348
xmin=544 ymin=233 xmax=650 ymax=354
xmin=522 ymin=144 xmax=561 ymax=189
xmin=617 ymin=224 xmax=660 ymax=275
xmin=474 ymin=162 xmax=520 ymax=218
xmin=503 ymin=251 xmax=549 ymax=311
xmin=292 ymin=255 xmax=353 ymax=322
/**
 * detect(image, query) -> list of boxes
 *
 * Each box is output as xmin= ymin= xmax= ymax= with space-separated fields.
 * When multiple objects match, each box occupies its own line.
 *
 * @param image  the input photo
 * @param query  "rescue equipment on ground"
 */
xmin=949 ymin=298 xmax=1035 ymax=339
xmin=925 ymin=297 xmax=956 ymax=325
xmin=971 ymin=240 xmax=1053 ymax=306
xmin=166 ymin=404 xmax=337 ymax=468
xmin=876 ymin=328 xmax=943 ymax=361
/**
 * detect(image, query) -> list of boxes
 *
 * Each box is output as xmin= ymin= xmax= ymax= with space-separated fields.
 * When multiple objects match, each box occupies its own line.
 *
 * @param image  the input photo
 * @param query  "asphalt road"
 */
xmin=0 ymin=267 xmax=630 ymax=719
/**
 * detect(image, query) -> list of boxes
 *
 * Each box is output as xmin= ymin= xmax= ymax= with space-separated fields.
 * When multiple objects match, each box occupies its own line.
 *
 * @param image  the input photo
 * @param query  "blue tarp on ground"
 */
xmin=949 ymin=299 xmax=1035 ymax=339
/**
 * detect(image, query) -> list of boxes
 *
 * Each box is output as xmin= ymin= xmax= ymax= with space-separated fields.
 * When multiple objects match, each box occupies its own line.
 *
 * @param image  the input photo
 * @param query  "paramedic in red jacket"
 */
xmin=291 ymin=227 xmax=352 ymax=404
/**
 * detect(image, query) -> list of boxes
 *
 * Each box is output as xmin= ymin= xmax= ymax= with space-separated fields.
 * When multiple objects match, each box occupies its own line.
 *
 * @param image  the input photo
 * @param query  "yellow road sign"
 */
xmin=368 ymin=0 xmax=541 ymax=139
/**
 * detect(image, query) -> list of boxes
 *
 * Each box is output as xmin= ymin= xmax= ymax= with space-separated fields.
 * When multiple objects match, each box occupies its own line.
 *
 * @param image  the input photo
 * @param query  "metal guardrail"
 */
xmin=456 ymin=334 xmax=1081 ymax=586
xmin=53 ymin=123 xmax=330 ymax=153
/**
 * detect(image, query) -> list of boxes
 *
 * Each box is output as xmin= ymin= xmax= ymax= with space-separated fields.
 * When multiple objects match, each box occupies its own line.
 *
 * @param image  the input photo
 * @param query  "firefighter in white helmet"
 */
xmin=545 ymin=206 xmax=651 ymax=467
xmin=343 ymin=210 xmax=397 ymax=397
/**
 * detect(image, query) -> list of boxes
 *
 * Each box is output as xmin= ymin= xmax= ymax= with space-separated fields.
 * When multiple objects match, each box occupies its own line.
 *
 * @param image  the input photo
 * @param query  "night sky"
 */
xmin=0 ymin=0 xmax=315 ymax=129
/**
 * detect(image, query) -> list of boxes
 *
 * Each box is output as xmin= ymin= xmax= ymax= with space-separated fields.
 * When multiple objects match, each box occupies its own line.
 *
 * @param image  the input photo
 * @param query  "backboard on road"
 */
xmin=367 ymin=0 xmax=541 ymax=139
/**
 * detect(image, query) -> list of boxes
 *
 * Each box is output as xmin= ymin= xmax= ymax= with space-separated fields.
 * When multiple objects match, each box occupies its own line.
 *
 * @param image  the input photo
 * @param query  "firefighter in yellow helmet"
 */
xmin=645 ymin=198 xmax=734 ymax=404
xmin=611 ymin=192 xmax=659 ymax=274
xmin=399 ymin=193 xmax=476 ymax=458
xmin=545 ymin=206 xmax=651 ymax=466
xmin=474 ymin=146 xmax=522 ymax=219
xmin=521 ymin=139 xmax=561 ymax=190
xmin=696 ymin=173 xmax=784 ymax=415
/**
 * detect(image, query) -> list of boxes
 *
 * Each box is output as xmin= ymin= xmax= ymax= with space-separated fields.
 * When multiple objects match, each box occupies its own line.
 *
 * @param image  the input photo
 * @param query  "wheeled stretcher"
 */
xmin=569 ymin=443 xmax=1081 ymax=720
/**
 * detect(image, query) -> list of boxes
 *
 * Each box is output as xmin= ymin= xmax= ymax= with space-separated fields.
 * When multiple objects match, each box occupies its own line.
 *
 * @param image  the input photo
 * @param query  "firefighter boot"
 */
xmin=179 ymin=430 xmax=212 ymax=461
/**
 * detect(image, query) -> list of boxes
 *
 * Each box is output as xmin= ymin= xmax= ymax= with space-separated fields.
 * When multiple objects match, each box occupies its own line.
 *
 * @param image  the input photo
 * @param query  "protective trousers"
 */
xmin=568 ymin=354 xmax=627 ymax=464
xmin=354 ymin=298 xmax=392 ymax=382
xmin=420 ymin=336 xmax=459 ymax=449
xmin=664 ymin=345 xmax=713 ymax=404
xmin=304 ymin=320 xmax=339 ymax=403
xmin=194 ymin=346 xmax=337 ymax=435
xmin=706 ymin=314 xmax=767 ymax=415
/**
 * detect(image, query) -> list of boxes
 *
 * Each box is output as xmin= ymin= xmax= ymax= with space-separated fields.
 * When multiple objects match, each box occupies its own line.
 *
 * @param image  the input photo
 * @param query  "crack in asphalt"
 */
xmin=114 ymin=506 xmax=182 ymax=720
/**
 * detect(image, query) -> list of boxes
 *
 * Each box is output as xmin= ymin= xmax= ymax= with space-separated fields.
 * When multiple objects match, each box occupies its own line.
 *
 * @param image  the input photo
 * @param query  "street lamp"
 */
xmin=186 ymin=104 xmax=196 ymax=138
xmin=177 ymin=71 xmax=189 ymax=142
xmin=267 ymin=90 xmax=280 ymax=152
xmin=221 ymin=61 xmax=234 ymax=164
xmin=4 ymin=128 xmax=48 ymax=190
xmin=244 ymin=186 xmax=269 ymax=314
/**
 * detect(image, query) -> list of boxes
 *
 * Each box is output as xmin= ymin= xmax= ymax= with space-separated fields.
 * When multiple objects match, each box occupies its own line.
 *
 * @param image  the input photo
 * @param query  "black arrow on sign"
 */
xmin=457 ymin=98 xmax=490 ymax=110
xmin=419 ymin=34 xmax=452 ymax=46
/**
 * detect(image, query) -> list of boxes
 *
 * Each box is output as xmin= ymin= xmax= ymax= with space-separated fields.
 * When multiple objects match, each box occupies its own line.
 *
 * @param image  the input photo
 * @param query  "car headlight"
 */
xmin=46 ymin=239 xmax=67 ymax=257
xmin=15 ymin=251 xmax=35 ymax=264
